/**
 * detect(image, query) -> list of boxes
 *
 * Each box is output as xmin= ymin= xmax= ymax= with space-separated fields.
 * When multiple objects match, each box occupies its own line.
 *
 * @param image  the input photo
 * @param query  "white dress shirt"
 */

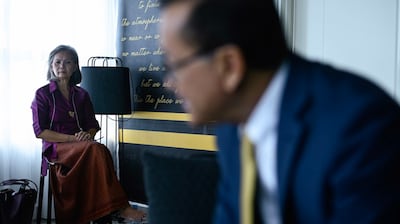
xmin=243 ymin=62 xmax=288 ymax=224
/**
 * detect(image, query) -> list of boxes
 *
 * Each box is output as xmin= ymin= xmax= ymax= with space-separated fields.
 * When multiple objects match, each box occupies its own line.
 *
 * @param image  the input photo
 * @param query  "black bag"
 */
xmin=0 ymin=179 xmax=38 ymax=224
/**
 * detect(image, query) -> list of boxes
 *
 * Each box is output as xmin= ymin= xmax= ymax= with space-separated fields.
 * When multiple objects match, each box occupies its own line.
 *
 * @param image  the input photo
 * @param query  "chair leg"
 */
xmin=47 ymin=173 xmax=52 ymax=224
xmin=36 ymin=175 xmax=44 ymax=224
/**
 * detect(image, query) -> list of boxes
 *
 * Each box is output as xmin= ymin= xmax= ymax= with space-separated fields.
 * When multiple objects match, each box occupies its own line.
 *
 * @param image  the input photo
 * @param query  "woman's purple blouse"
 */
xmin=31 ymin=81 xmax=100 ymax=174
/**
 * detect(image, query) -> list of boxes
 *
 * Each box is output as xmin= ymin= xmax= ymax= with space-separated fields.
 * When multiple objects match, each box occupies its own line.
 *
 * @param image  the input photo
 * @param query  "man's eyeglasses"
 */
xmin=164 ymin=50 xmax=214 ymax=78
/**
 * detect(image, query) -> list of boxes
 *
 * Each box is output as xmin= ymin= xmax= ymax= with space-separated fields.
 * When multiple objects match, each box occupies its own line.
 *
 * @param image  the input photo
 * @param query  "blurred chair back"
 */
xmin=142 ymin=148 xmax=219 ymax=224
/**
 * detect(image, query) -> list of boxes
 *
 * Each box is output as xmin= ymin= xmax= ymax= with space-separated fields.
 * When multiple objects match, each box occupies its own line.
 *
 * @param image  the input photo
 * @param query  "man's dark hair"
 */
xmin=160 ymin=0 xmax=289 ymax=70
xmin=47 ymin=45 xmax=82 ymax=85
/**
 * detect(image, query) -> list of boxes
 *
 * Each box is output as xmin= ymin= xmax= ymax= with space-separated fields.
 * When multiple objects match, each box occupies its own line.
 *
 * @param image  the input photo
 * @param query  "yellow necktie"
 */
xmin=240 ymin=134 xmax=256 ymax=224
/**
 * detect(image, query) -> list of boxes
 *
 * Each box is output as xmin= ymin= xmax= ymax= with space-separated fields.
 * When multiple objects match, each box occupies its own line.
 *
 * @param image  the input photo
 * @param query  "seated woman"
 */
xmin=31 ymin=45 xmax=145 ymax=224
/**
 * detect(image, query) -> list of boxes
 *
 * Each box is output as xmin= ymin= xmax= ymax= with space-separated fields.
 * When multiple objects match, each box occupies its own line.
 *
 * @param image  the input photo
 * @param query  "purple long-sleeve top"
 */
xmin=31 ymin=80 xmax=100 ymax=175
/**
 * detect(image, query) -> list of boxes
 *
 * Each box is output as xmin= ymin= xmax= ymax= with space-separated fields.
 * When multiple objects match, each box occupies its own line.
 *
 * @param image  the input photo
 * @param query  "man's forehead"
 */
xmin=160 ymin=1 xmax=193 ymax=33
xmin=160 ymin=2 xmax=194 ymax=55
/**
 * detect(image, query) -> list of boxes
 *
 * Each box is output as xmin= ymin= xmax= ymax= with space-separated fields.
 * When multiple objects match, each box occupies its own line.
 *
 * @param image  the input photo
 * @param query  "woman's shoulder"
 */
xmin=74 ymin=85 xmax=88 ymax=92
xmin=73 ymin=85 xmax=90 ymax=97
xmin=33 ymin=83 xmax=53 ymax=103
xmin=35 ymin=83 xmax=51 ymax=95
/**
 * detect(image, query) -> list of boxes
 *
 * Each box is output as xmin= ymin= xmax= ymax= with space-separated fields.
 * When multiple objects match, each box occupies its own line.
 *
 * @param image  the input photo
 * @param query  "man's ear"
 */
xmin=213 ymin=45 xmax=245 ymax=93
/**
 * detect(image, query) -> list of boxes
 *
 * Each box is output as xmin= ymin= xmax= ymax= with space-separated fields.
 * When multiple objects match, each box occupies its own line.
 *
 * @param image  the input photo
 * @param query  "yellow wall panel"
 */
xmin=120 ymin=129 xmax=216 ymax=151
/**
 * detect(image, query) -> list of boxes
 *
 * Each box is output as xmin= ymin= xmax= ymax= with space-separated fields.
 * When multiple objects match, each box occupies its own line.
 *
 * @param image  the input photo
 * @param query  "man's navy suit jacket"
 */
xmin=213 ymin=54 xmax=400 ymax=224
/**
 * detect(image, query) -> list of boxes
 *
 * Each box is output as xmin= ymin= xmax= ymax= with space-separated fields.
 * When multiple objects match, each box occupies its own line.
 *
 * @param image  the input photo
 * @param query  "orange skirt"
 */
xmin=50 ymin=141 xmax=129 ymax=224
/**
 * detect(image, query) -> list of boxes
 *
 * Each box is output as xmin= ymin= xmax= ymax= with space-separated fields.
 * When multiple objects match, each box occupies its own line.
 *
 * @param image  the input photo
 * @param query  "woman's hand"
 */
xmin=74 ymin=131 xmax=92 ymax=141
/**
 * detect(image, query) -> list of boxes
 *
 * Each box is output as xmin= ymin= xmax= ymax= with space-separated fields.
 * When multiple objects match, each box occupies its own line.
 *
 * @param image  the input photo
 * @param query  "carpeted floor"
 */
xmin=35 ymin=202 xmax=148 ymax=224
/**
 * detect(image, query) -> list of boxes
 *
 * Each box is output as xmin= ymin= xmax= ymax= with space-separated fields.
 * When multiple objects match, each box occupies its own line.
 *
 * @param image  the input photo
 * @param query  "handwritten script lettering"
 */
xmin=138 ymin=0 xmax=160 ymax=13
xmin=140 ymin=78 xmax=161 ymax=88
xmin=131 ymin=48 xmax=152 ymax=57
xmin=154 ymin=95 xmax=174 ymax=109
xmin=131 ymin=16 xmax=161 ymax=30
xmin=119 ymin=2 xmax=184 ymax=112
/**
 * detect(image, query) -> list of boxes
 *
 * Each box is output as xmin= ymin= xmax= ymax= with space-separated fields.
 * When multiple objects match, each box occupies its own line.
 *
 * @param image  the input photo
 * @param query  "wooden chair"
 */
xmin=36 ymin=160 xmax=53 ymax=224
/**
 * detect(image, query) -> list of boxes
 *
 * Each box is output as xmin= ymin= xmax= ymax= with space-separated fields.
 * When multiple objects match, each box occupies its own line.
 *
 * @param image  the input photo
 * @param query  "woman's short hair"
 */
xmin=47 ymin=45 xmax=82 ymax=85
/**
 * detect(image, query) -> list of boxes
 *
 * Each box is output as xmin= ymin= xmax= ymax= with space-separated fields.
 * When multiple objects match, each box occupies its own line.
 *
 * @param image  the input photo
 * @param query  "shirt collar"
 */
xmin=49 ymin=80 xmax=58 ymax=93
xmin=49 ymin=80 xmax=76 ymax=93
xmin=244 ymin=61 xmax=289 ymax=145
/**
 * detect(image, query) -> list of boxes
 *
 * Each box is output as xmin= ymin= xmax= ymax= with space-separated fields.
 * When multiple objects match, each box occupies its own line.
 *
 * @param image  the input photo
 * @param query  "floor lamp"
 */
xmin=80 ymin=57 xmax=132 ymax=177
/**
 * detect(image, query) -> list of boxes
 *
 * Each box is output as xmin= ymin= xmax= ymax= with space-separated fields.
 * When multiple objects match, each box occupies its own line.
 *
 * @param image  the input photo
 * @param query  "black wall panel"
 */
xmin=116 ymin=0 xmax=215 ymax=203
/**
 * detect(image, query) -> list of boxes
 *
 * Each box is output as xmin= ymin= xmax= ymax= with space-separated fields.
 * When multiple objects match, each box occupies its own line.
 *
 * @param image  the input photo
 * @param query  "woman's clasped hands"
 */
xmin=74 ymin=131 xmax=92 ymax=141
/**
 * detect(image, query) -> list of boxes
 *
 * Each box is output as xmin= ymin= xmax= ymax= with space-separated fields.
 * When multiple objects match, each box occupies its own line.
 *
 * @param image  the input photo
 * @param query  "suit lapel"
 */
xmin=277 ymin=55 xmax=311 ymax=219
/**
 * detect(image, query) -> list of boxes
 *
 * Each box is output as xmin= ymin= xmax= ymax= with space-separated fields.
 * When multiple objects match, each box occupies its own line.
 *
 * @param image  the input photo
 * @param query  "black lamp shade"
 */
xmin=80 ymin=66 xmax=132 ymax=114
